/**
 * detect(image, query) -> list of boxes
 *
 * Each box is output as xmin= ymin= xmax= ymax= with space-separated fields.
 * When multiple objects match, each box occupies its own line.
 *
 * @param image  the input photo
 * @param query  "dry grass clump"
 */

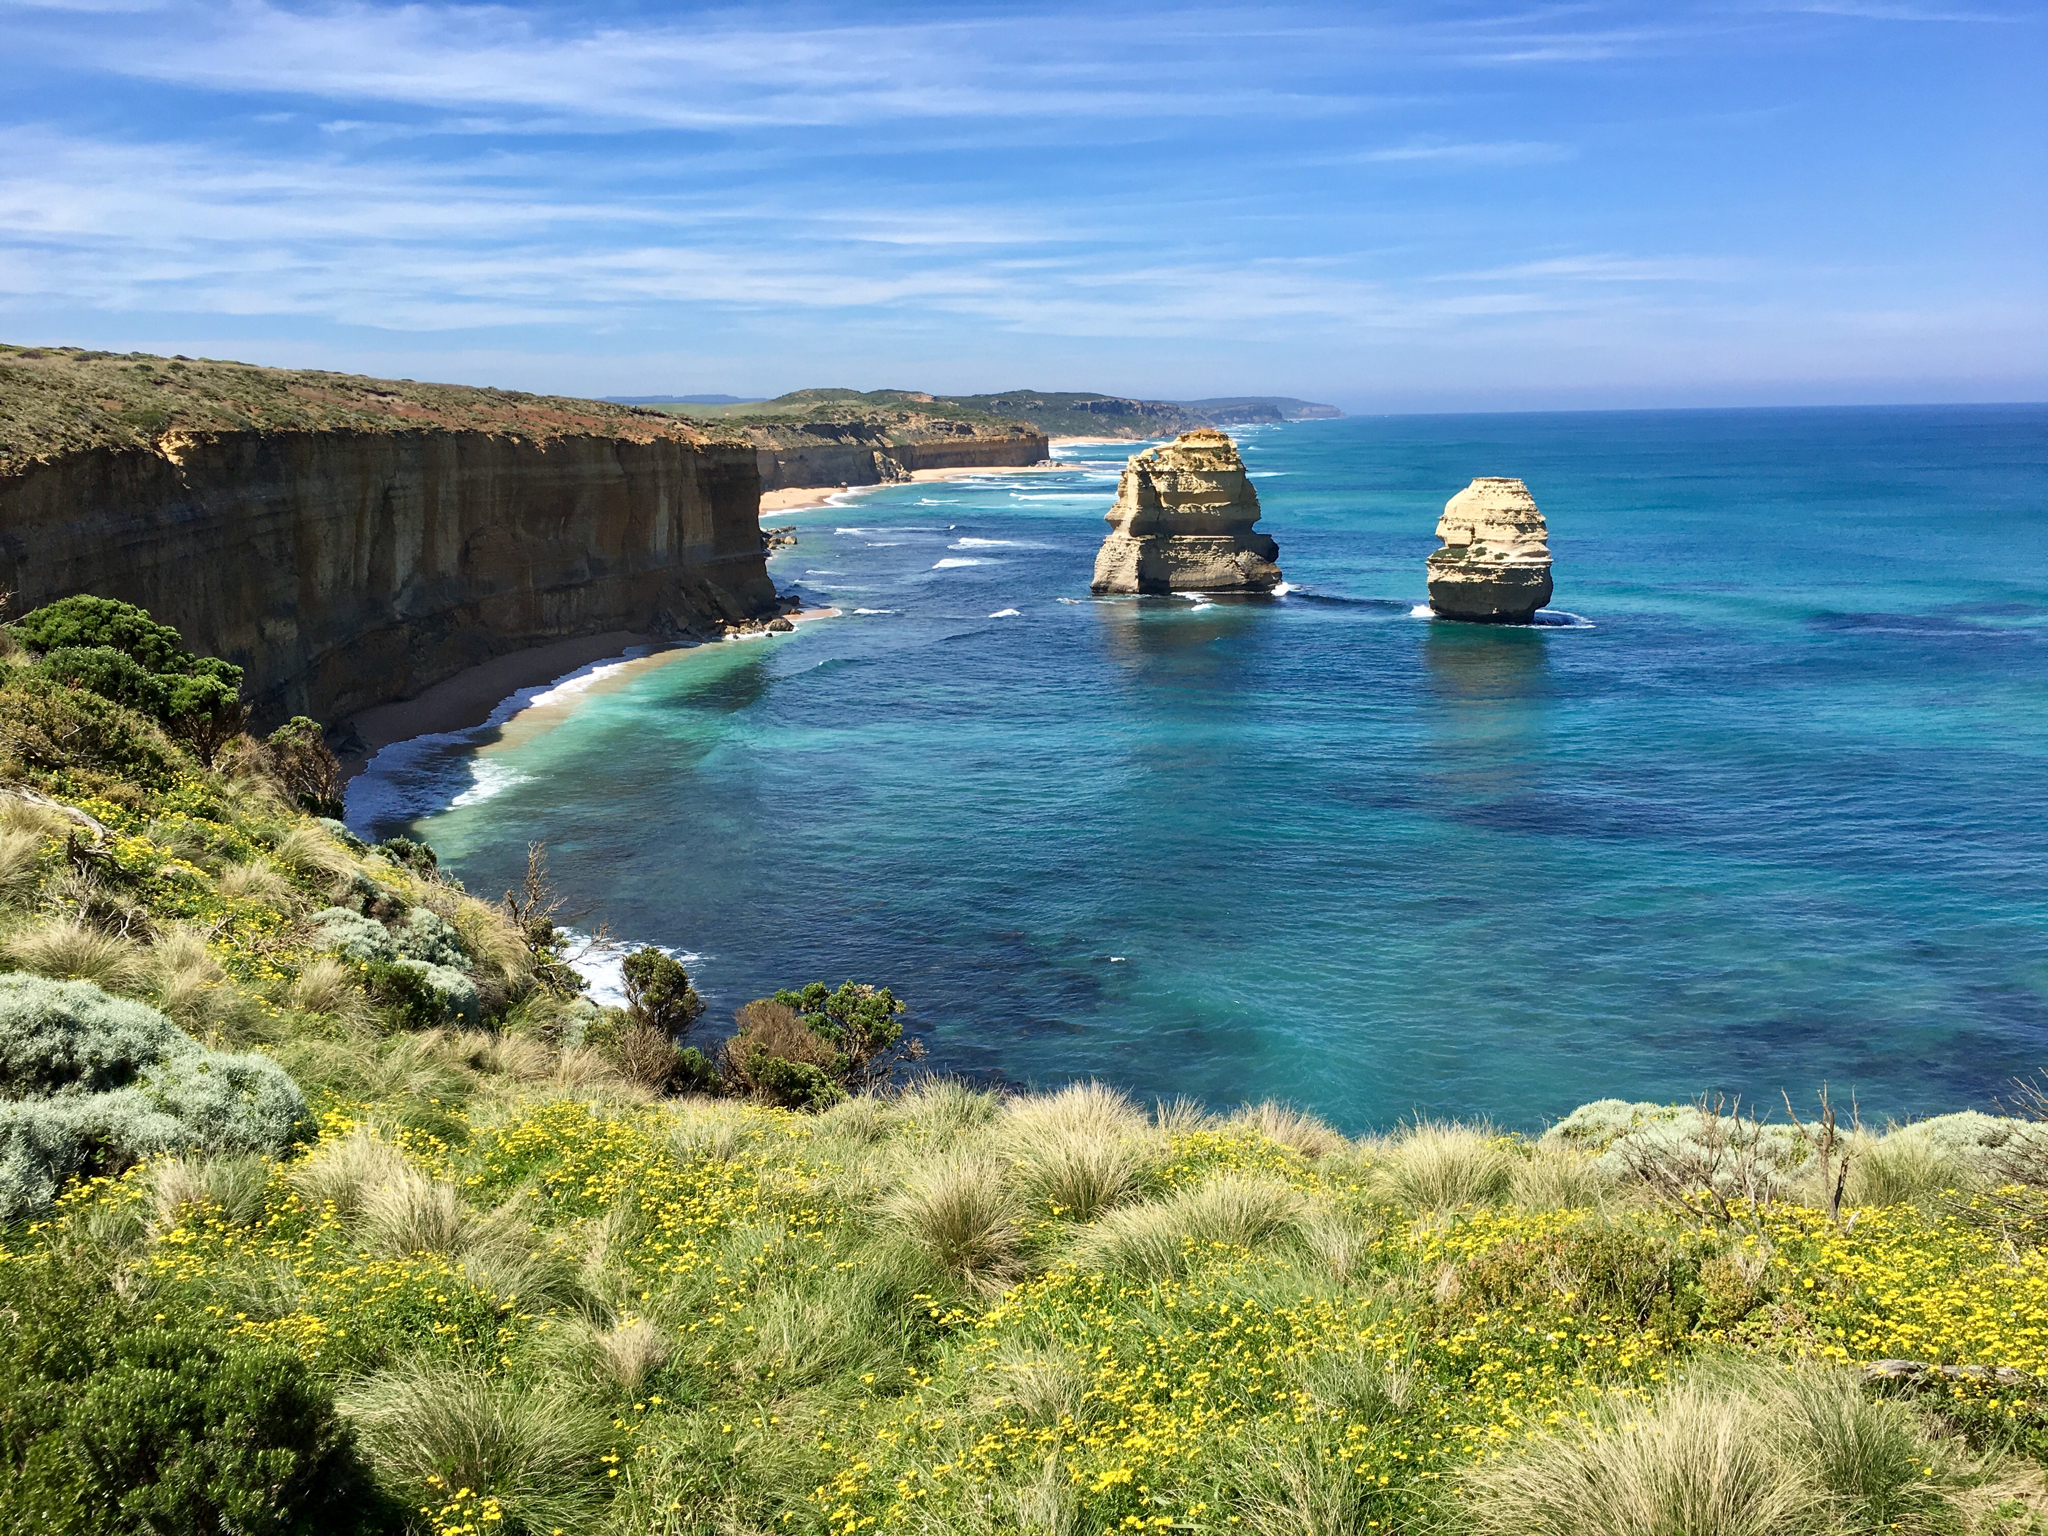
xmin=881 ymin=1154 xmax=1023 ymax=1296
xmin=150 ymin=1153 xmax=273 ymax=1229
xmin=1372 ymin=1120 xmax=1516 ymax=1212
xmin=1459 ymin=1362 xmax=1996 ymax=1536
xmin=0 ymin=825 xmax=46 ymax=902
xmin=342 ymin=1358 xmax=611 ymax=1535
xmin=1231 ymin=1100 xmax=1349 ymax=1160
xmin=6 ymin=916 xmax=149 ymax=992
xmin=1077 ymin=1172 xmax=1307 ymax=1280
xmin=1510 ymin=1144 xmax=1616 ymax=1211
xmin=218 ymin=856 xmax=296 ymax=910
xmin=286 ymin=955 xmax=371 ymax=1027
xmin=1002 ymin=1083 xmax=1156 ymax=1222
xmin=360 ymin=1166 xmax=469 ymax=1256
xmin=289 ymin=1126 xmax=412 ymax=1222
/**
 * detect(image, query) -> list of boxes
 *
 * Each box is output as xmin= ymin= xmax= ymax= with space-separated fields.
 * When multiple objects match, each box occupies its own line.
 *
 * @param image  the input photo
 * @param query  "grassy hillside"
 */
xmin=0 ymin=344 xmax=739 ymax=475
xmin=661 ymin=388 xmax=1341 ymax=442
xmin=2 ymin=594 xmax=2046 ymax=1535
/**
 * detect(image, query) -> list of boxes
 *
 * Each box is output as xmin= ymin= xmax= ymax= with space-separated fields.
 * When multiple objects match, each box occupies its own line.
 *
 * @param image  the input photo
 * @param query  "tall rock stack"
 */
xmin=1425 ymin=477 xmax=1554 ymax=623
xmin=1090 ymin=430 xmax=1282 ymax=595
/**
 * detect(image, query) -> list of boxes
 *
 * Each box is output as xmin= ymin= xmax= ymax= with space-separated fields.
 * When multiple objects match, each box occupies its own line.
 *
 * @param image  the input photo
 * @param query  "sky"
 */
xmin=2 ymin=0 xmax=2043 ymax=410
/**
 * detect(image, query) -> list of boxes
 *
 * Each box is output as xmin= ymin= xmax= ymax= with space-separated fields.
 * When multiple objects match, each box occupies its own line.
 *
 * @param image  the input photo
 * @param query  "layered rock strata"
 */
xmin=1425 ymin=477 xmax=1553 ymax=623
xmin=753 ymin=426 xmax=1046 ymax=493
xmin=1089 ymin=430 xmax=1281 ymax=594
xmin=0 ymin=429 xmax=777 ymax=728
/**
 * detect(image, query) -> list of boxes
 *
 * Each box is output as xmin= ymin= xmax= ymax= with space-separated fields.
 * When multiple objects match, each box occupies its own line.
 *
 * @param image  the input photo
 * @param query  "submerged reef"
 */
xmin=1426 ymin=476 xmax=1554 ymax=623
xmin=1090 ymin=429 xmax=1282 ymax=594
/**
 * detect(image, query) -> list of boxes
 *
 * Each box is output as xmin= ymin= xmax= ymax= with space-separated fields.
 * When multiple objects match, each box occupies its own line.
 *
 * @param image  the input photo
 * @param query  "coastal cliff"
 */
xmin=0 ymin=346 xmax=778 ymax=728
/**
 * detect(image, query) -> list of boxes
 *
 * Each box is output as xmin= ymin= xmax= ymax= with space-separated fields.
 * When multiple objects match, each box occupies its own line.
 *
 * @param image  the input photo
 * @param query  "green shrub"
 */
xmin=721 ymin=998 xmax=847 ymax=1109
xmin=585 ymin=1009 xmax=718 ymax=1095
xmin=622 ymin=946 xmax=704 ymax=1036
xmin=771 ymin=980 xmax=918 ymax=1090
xmin=0 ymin=976 xmax=310 ymax=1218
xmin=0 ymin=672 xmax=186 ymax=786
xmin=38 ymin=645 xmax=169 ymax=718
xmin=361 ymin=960 xmax=448 ymax=1031
xmin=11 ymin=597 xmax=245 ymax=766
xmin=0 ymin=1250 xmax=389 ymax=1535
xmin=263 ymin=717 xmax=344 ymax=818
xmin=311 ymin=907 xmax=395 ymax=962
xmin=13 ymin=595 xmax=193 ymax=675
xmin=0 ymin=974 xmax=188 ymax=1097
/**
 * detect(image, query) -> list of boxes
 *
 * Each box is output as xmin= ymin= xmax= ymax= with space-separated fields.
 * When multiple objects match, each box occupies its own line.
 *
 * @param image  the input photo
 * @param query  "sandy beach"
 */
xmin=759 ymin=460 xmax=1066 ymax=515
xmin=341 ymin=610 xmax=839 ymax=778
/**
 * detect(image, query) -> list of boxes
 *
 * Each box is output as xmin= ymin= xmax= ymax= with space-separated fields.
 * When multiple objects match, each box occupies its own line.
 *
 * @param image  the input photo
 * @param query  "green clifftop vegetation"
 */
xmin=655 ymin=387 xmax=1341 ymax=443
xmin=2 ymin=594 xmax=2046 ymax=1536
xmin=0 ymin=344 xmax=741 ymax=475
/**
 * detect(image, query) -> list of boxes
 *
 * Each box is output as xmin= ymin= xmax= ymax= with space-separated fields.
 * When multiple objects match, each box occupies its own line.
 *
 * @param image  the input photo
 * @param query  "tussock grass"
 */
xmin=1459 ymin=1361 xmax=1996 ymax=1536
xmin=342 ymin=1358 xmax=610 ymax=1536
xmin=290 ymin=1127 xmax=412 ymax=1222
xmin=1231 ymin=1100 xmax=1349 ymax=1160
xmin=6 ymin=917 xmax=149 ymax=992
xmin=359 ymin=1167 xmax=468 ymax=1255
xmin=0 ymin=825 xmax=45 ymax=902
xmin=894 ymin=1077 xmax=1001 ymax=1142
xmin=150 ymin=1153 xmax=272 ymax=1229
xmin=1847 ymin=1132 xmax=1967 ymax=1207
xmin=1510 ymin=1144 xmax=1616 ymax=1211
xmin=1152 ymin=1095 xmax=1215 ymax=1134
xmin=267 ymin=823 xmax=360 ymax=889
xmin=219 ymin=856 xmax=296 ymax=909
xmin=1076 ymin=1171 xmax=1307 ymax=1280
xmin=968 ymin=1341 xmax=1092 ymax=1427
xmin=881 ymin=1153 xmax=1022 ymax=1296
xmin=286 ymin=954 xmax=370 ymax=1026
xmin=592 ymin=1318 xmax=668 ymax=1396
xmin=1372 ymin=1120 xmax=1515 ymax=1212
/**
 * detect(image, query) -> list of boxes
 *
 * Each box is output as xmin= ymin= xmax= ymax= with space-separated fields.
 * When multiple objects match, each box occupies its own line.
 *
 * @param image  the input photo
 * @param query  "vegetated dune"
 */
xmin=1 ymin=594 xmax=2045 ymax=1535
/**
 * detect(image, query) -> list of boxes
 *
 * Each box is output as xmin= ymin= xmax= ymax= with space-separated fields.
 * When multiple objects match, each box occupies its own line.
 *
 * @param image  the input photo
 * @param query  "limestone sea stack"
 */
xmin=1425 ymin=477 xmax=1554 ymax=623
xmin=1090 ymin=429 xmax=1281 ymax=594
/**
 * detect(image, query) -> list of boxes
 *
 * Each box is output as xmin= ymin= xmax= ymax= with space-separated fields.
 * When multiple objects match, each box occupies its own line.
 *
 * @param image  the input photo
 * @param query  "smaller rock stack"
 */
xmin=1090 ymin=430 xmax=1282 ymax=594
xmin=1426 ymin=477 xmax=1554 ymax=623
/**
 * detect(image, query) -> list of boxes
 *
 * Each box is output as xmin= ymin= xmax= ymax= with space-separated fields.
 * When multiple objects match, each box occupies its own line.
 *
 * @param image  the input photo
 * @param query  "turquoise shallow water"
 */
xmin=350 ymin=406 xmax=2048 ymax=1132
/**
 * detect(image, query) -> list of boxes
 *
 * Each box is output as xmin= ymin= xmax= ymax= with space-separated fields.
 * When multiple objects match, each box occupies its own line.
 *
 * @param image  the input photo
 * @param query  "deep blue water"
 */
xmin=350 ymin=406 xmax=2048 ymax=1133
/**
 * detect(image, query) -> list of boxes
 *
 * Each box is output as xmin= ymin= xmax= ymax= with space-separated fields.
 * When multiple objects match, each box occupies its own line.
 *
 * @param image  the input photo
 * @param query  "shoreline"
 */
xmin=760 ymin=460 xmax=1064 ymax=516
xmin=340 ymin=609 xmax=839 ymax=781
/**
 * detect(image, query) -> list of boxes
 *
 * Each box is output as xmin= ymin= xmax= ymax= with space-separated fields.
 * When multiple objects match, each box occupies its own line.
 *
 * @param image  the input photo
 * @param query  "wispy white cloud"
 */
xmin=1352 ymin=139 xmax=1573 ymax=165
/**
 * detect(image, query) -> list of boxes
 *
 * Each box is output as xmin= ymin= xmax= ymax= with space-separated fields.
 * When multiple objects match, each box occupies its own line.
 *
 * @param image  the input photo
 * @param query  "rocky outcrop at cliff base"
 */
xmin=1090 ymin=430 xmax=1281 ymax=595
xmin=1425 ymin=477 xmax=1553 ymax=623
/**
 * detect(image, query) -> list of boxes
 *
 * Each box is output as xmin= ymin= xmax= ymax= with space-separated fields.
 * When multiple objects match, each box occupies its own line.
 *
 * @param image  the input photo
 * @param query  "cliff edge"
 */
xmin=0 ymin=345 xmax=779 ymax=728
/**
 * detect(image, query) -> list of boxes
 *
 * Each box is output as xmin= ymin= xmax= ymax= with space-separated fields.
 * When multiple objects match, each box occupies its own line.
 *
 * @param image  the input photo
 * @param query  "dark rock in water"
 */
xmin=1426 ymin=477 xmax=1553 ymax=623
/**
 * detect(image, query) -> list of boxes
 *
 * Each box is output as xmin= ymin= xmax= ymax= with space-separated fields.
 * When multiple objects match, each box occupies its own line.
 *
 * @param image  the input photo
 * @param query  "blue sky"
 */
xmin=3 ymin=1 xmax=2042 ymax=409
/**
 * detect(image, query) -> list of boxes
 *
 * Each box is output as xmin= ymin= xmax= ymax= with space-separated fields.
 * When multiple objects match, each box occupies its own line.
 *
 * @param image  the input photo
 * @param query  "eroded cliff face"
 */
xmin=754 ymin=424 xmax=1047 ymax=492
xmin=1425 ymin=477 xmax=1553 ymax=623
xmin=1090 ymin=429 xmax=1282 ymax=594
xmin=0 ymin=428 xmax=777 ymax=728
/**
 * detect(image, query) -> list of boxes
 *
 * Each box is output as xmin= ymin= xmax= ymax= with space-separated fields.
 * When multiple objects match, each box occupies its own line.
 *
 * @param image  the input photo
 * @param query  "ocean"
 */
xmin=348 ymin=405 xmax=2048 ymax=1133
